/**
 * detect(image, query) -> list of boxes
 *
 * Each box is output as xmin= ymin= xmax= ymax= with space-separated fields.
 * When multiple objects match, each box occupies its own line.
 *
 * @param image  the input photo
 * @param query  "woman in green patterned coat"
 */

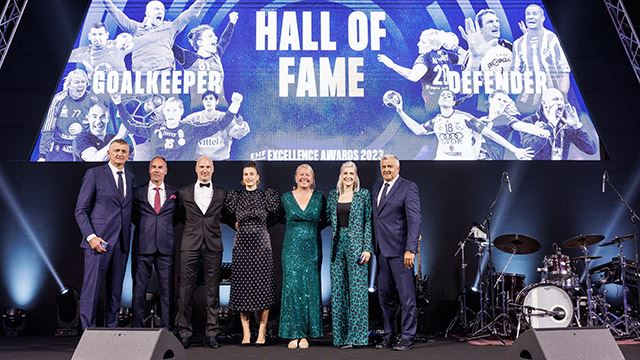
xmin=279 ymin=164 xmax=326 ymax=349
xmin=327 ymin=161 xmax=373 ymax=348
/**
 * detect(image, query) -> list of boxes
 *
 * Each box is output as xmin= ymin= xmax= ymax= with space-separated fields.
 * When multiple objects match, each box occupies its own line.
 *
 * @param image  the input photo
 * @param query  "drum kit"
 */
xmin=446 ymin=232 xmax=640 ymax=339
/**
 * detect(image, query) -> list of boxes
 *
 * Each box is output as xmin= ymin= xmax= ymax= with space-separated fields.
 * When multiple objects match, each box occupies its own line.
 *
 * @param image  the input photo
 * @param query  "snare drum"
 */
xmin=543 ymin=254 xmax=573 ymax=281
xmin=515 ymin=283 xmax=574 ymax=328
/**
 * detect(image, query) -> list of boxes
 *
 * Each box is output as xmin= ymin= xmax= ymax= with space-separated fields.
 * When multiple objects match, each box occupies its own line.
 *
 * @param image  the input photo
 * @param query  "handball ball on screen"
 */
xmin=144 ymin=95 xmax=165 ymax=113
xmin=93 ymin=63 xmax=113 ymax=77
xmin=383 ymin=90 xmax=402 ymax=108
xmin=115 ymin=33 xmax=134 ymax=51
xmin=68 ymin=122 xmax=83 ymax=135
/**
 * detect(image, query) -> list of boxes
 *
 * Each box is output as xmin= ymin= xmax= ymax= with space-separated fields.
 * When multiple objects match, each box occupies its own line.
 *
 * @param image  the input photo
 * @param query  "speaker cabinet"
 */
xmin=72 ymin=328 xmax=185 ymax=360
xmin=506 ymin=327 xmax=625 ymax=360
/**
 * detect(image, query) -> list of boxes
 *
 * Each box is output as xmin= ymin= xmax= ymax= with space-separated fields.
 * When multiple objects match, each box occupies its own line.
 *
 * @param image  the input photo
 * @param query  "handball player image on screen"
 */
xmin=31 ymin=0 xmax=600 ymax=161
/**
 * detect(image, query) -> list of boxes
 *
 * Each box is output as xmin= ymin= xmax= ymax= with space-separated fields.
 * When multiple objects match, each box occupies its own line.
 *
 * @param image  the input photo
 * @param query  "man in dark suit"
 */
xmin=131 ymin=156 xmax=178 ymax=328
xmin=174 ymin=156 xmax=226 ymax=348
xmin=75 ymin=139 xmax=134 ymax=329
xmin=372 ymin=154 xmax=422 ymax=351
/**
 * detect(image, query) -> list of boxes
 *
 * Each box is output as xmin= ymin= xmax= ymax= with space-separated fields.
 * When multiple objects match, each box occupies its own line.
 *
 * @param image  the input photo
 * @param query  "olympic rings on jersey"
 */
xmin=438 ymin=132 xmax=464 ymax=141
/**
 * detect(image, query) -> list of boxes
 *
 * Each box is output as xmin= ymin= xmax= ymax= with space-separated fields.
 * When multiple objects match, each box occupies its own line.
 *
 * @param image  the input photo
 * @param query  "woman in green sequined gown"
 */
xmin=279 ymin=164 xmax=326 ymax=349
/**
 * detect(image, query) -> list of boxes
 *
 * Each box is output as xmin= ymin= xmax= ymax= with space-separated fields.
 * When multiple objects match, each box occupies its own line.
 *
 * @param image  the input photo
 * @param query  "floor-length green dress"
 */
xmin=278 ymin=191 xmax=326 ymax=339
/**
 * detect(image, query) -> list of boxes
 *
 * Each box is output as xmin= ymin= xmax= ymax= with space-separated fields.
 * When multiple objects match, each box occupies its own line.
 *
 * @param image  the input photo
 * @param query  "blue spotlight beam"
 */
xmin=598 ymin=169 xmax=640 ymax=307
xmin=0 ymin=168 xmax=65 ymax=299
xmin=472 ymin=170 xmax=513 ymax=290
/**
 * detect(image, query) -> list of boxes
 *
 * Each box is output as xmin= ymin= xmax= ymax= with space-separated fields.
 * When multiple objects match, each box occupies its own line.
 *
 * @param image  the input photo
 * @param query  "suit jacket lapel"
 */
xmin=328 ymin=190 xmax=338 ymax=240
xmin=186 ymin=184 xmax=198 ymax=213
xmin=103 ymin=164 xmax=122 ymax=204
xmin=348 ymin=190 xmax=360 ymax=227
xmin=204 ymin=186 xmax=219 ymax=215
xmin=124 ymin=169 xmax=134 ymax=205
xmin=160 ymin=185 xmax=176 ymax=212
xmin=378 ymin=177 xmax=401 ymax=213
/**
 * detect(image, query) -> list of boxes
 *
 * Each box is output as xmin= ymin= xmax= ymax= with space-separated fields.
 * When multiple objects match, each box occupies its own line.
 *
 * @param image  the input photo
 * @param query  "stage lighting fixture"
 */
xmin=117 ymin=307 xmax=133 ymax=327
xmin=471 ymin=286 xmax=479 ymax=292
xmin=2 ymin=308 xmax=27 ymax=336
xmin=143 ymin=292 xmax=161 ymax=328
xmin=368 ymin=286 xmax=376 ymax=293
xmin=55 ymin=287 xmax=79 ymax=336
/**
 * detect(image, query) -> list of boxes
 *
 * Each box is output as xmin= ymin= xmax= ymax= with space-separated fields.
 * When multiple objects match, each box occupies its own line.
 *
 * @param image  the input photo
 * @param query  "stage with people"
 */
xmin=1 ymin=0 xmax=640 ymax=359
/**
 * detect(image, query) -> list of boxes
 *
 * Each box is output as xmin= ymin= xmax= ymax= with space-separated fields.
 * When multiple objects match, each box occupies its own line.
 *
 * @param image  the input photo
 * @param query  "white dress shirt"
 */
xmin=108 ymin=162 xmax=127 ymax=197
xmin=194 ymin=181 xmax=213 ymax=214
xmin=377 ymin=175 xmax=399 ymax=206
xmin=148 ymin=182 xmax=166 ymax=208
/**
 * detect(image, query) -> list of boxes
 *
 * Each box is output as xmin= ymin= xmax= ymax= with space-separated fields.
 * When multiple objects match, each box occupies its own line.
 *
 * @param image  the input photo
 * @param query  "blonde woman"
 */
xmin=279 ymin=164 xmax=326 ymax=349
xmin=327 ymin=161 xmax=372 ymax=348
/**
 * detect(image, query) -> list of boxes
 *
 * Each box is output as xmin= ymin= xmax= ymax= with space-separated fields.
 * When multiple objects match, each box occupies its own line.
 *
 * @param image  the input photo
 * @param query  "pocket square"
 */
xmin=169 ymin=194 xmax=177 ymax=200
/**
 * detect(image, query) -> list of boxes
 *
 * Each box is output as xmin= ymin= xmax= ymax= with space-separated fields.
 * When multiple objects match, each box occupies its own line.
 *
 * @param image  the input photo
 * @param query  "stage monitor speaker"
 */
xmin=506 ymin=327 xmax=625 ymax=360
xmin=71 ymin=328 xmax=185 ymax=360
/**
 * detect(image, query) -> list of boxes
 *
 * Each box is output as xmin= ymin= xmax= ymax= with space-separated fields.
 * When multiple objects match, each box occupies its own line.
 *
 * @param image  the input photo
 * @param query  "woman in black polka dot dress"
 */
xmin=224 ymin=161 xmax=280 ymax=346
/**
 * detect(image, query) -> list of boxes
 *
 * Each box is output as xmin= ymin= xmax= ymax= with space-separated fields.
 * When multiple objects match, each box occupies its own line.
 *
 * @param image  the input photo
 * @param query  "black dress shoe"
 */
xmin=254 ymin=342 xmax=267 ymax=347
xmin=375 ymin=339 xmax=393 ymax=349
xmin=393 ymin=338 xmax=414 ymax=351
xmin=240 ymin=342 xmax=251 ymax=347
xmin=204 ymin=336 xmax=220 ymax=348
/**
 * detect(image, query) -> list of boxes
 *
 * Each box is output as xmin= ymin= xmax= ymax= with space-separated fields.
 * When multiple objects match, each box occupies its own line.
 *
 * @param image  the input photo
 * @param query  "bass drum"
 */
xmin=515 ymin=283 xmax=574 ymax=328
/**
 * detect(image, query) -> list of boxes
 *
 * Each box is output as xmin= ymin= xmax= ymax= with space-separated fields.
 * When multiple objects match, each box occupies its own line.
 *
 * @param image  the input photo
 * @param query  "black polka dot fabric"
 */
xmin=225 ymin=188 xmax=280 ymax=311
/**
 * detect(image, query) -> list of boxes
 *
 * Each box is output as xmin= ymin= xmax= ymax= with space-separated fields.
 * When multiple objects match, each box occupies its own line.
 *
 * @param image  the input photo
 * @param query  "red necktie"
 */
xmin=154 ymin=187 xmax=161 ymax=214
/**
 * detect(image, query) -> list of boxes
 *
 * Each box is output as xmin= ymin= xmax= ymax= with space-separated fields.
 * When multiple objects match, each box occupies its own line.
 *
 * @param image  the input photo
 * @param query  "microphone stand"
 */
xmin=603 ymin=172 xmax=640 ymax=337
xmin=469 ymin=172 xmax=510 ymax=339
xmin=445 ymin=236 xmax=474 ymax=338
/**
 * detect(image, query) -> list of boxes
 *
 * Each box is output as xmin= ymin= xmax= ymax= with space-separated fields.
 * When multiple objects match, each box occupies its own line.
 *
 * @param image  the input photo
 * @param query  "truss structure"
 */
xmin=604 ymin=0 xmax=640 ymax=85
xmin=0 ymin=0 xmax=29 ymax=70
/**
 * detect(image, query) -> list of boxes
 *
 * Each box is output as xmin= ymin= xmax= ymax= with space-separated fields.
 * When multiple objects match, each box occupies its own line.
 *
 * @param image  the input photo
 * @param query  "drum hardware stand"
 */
xmin=445 ymin=236 xmax=475 ymax=338
xmin=580 ymin=245 xmax=601 ymax=327
xmin=494 ymin=248 xmax=517 ymax=314
xmin=468 ymin=240 xmax=493 ymax=335
xmin=603 ymin=170 xmax=640 ymax=325
xmin=593 ymin=286 xmax=625 ymax=337
xmin=607 ymin=248 xmax=640 ymax=337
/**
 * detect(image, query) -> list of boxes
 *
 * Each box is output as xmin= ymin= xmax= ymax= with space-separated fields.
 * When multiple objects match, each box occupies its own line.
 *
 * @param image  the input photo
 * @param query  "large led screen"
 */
xmin=31 ymin=0 xmax=600 ymax=161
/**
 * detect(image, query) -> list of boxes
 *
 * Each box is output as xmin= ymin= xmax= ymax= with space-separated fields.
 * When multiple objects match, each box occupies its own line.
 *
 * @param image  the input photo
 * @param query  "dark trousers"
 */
xmin=132 ymin=252 xmax=174 ymax=328
xmin=174 ymin=246 xmax=221 ymax=339
xmin=377 ymin=254 xmax=417 ymax=340
xmin=79 ymin=240 xmax=129 ymax=329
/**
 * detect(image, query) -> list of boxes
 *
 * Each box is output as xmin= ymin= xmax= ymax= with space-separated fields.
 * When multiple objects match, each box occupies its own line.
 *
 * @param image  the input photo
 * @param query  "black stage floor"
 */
xmin=1 ymin=336 xmax=639 ymax=360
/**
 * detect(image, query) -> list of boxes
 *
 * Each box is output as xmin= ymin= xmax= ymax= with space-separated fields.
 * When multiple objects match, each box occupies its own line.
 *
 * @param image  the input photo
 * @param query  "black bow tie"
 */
xmin=199 ymin=183 xmax=211 ymax=188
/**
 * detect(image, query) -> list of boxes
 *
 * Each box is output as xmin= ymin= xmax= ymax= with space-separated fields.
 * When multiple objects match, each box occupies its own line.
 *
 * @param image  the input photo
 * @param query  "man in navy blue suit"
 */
xmin=372 ymin=154 xmax=422 ymax=351
xmin=131 ymin=156 xmax=178 ymax=328
xmin=75 ymin=139 xmax=134 ymax=329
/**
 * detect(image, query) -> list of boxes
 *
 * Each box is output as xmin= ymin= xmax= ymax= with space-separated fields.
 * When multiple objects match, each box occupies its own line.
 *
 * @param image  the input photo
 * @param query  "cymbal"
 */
xmin=494 ymin=234 xmax=541 ymax=254
xmin=572 ymin=255 xmax=602 ymax=262
xmin=561 ymin=234 xmax=605 ymax=248
xmin=600 ymin=234 xmax=635 ymax=247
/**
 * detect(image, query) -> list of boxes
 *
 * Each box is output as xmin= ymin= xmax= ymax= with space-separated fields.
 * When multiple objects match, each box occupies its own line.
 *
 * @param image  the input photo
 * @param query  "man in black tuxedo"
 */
xmin=174 ymin=156 xmax=226 ymax=348
xmin=131 ymin=156 xmax=178 ymax=329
